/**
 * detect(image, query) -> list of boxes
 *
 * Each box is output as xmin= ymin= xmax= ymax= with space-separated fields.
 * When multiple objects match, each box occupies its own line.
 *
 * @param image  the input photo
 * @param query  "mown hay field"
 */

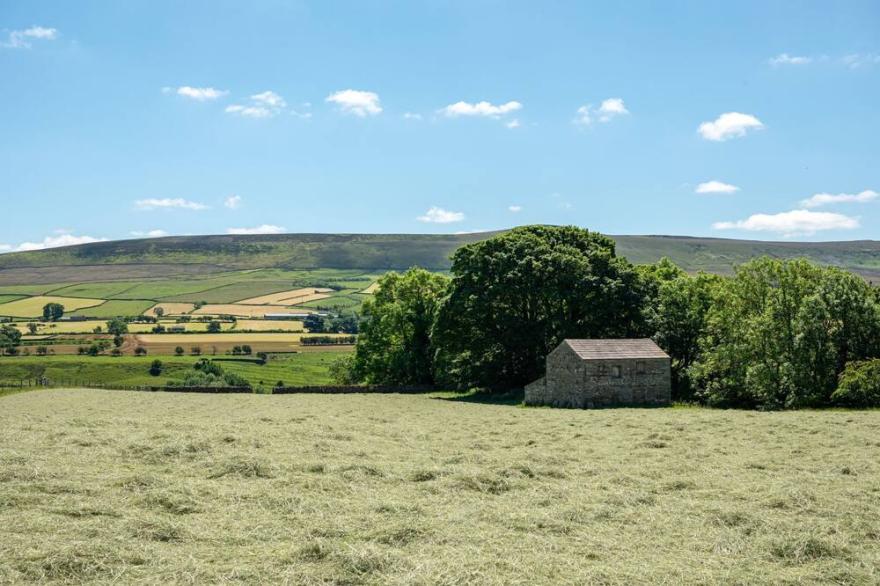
xmin=0 ymin=296 xmax=105 ymax=318
xmin=192 ymin=304 xmax=315 ymax=318
xmin=0 ymin=390 xmax=877 ymax=584
xmin=238 ymin=287 xmax=334 ymax=306
xmin=143 ymin=303 xmax=196 ymax=316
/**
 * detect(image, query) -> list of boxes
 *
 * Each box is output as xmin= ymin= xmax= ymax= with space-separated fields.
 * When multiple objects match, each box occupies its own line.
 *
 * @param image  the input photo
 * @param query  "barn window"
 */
xmin=636 ymin=361 xmax=646 ymax=374
xmin=611 ymin=365 xmax=621 ymax=378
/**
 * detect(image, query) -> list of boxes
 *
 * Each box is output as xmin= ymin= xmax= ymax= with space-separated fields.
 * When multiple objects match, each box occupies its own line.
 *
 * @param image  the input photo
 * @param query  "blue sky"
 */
xmin=1 ymin=0 xmax=878 ymax=251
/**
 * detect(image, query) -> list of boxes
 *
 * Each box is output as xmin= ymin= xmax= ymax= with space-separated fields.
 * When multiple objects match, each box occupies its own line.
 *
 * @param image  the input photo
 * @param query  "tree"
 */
xmin=149 ymin=359 xmax=163 ymax=376
xmin=106 ymin=318 xmax=129 ymax=336
xmin=207 ymin=321 xmax=222 ymax=333
xmin=42 ymin=303 xmax=64 ymax=321
xmin=134 ymin=347 xmax=148 ymax=356
xmin=174 ymin=346 xmax=185 ymax=356
xmin=433 ymin=226 xmax=649 ymax=390
xmin=191 ymin=346 xmax=202 ymax=356
xmin=303 ymin=314 xmax=326 ymax=333
xmin=353 ymin=268 xmax=450 ymax=385
xmin=330 ymin=314 xmax=359 ymax=334
xmin=241 ymin=344 xmax=252 ymax=355
xmin=26 ymin=322 xmax=39 ymax=335
xmin=832 ymin=360 xmax=880 ymax=407
xmin=154 ymin=307 xmax=165 ymax=318
xmin=0 ymin=324 xmax=22 ymax=355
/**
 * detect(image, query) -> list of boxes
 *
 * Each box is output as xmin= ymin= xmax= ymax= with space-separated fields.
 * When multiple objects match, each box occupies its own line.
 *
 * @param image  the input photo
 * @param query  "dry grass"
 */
xmin=0 ymin=390 xmax=877 ymax=584
xmin=233 ymin=319 xmax=304 ymax=332
xmin=192 ymin=304 xmax=315 ymax=318
xmin=361 ymin=282 xmax=380 ymax=294
xmin=0 ymin=296 xmax=105 ymax=318
xmin=143 ymin=303 xmax=196 ymax=316
xmin=236 ymin=288 xmax=334 ymax=306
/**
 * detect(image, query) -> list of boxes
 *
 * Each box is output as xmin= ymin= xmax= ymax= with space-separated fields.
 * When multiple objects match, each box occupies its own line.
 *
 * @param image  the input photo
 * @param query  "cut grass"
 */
xmin=45 ymin=282 xmax=141 ymax=299
xmin=0 ymin=294 xmax=26 ymax=305
xmin=142 ymin=302 xmax=196 ymax=316
xmin=158 ymin=280 xmax=297 ymax=304
xmin=0 ymin=296 xmax=105 ymax=318
xmin=237 ymin=288 xmax=334 ymax=306
xmin=0 ymin=392 xmax=877 ymax=583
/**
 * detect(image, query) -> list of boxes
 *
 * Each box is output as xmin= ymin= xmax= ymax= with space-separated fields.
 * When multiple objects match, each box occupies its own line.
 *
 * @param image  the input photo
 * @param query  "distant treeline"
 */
xmin=301 ymin=336 xmax=357 ymax=346
xmin=338 ymin=225 xmax=880 ymax=409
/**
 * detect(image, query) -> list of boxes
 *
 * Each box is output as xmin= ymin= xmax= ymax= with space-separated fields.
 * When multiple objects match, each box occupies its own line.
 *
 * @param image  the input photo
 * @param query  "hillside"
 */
xmin=0 ymin=231 xmax=878 ymax=285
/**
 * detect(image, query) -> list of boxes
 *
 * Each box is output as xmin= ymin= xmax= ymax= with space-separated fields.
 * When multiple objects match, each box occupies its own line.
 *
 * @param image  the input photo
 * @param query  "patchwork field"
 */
xmin=70 ymin=299 xmax=155 ymax=319
xmin=0 ymin=391 xmax=877 ymax=584
xmin=238 ymin=287 xmax=334 ymax=306
xmin=191 ymin=304 xmax=313 ymax=318
xmin=0 ymin=295 xmax=105 ymax=318
xmin=144 ymin=303 xmax=197 ymax=316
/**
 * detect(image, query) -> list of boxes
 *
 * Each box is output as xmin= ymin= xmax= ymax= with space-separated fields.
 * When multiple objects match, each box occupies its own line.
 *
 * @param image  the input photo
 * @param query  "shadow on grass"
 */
xmin=432 ymin=388 xmax=524 ymax=406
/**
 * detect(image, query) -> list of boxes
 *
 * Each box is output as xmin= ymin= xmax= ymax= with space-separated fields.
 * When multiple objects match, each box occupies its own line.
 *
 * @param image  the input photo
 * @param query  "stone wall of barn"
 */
xmin=524 ymin=346 xmax=671 ymax=408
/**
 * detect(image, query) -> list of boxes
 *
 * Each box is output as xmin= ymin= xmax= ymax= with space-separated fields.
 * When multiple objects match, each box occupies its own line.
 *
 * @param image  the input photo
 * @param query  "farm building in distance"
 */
xmin=525 ymin=339 xmax=671 ymax=408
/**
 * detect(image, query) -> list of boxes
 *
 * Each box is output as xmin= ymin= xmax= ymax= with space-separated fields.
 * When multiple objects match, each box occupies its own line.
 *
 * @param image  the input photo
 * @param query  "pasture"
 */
xmin=237 ymin=287 xmax=334 ymax=305
xmin=0 ymin=391 xmax=877 ymax=584
xmin=0 ymin=296 xmax=105 ymax=318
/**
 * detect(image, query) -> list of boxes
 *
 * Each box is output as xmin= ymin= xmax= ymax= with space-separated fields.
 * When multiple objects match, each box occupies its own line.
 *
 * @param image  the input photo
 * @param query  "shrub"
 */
xmin=190 ymin=346 xmax=202 ymax=356
xmin=832 ymin=360 xmax=880 ymax=407
xmin=207 ymin=321 xmax=221 ymax=333
xmin=134 ymin=347 xmax=148 ymax=356
xmin=174 ymin=346 xmax=184 ymax=356
xmin=149 ymin=360 xmax=164 ymax=377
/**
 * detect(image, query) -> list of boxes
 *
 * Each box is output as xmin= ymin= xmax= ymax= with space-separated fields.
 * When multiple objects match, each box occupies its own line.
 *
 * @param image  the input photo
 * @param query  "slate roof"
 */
xmin=564 ymin=339 xmax=669 ymax=360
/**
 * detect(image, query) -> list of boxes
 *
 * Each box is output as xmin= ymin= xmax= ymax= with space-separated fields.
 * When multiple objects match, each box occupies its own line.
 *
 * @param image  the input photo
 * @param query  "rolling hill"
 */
xmin=0 ymin=231 xmax=878 ymax=285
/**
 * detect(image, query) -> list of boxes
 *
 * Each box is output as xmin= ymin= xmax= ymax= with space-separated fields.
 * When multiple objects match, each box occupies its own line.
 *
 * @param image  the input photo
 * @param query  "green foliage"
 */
xmin=106 ymin=318 xmax=128 ymax=336
xmin=303 ymin=314 xmax=326 ymax=333
xmin=353 ymin=268 xmax=450 ymax=385
xmin=42 ymin=302 xmax=64 ymax=321
xmin=329 ymin=353 xmax=357 ymax=384
xmin=831 ymin=360 xmax=880 ymax=407
xmin=691 ymin=259 xmax=880 ymax=409
xmin=0 ymin=324 xmax=23 ymax=354
xmin=433 ymin=226 xmax=648 ymax=390
xmin=207 ymin=321 xmax=222 ymax=333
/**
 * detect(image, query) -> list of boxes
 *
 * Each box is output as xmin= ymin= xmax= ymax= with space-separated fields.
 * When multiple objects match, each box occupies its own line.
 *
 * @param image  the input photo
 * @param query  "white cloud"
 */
xmin=696 ymin=180 xmax=740 ymax=194
xmin=0 ymin=244 xmax=12 ymax=252
xmin=800 ymin=189 xmax=878 ymax=208
xmin=224 ymin=195 xmax=242 ymax=209
xmin=508 ymin=205 xmax=523 ymax=212
xmin=172 ymin=86 xmax=228 ymax=101
xmin=13 ymin=233 xmax=107 ymax=252
xmin=2 ymin=26 xmax=58 ymax=49
xmin=130 ymin=229 xmax=168 ymax=238
xmin=226 ymin=224 xmax=286 ymax=235
xmin=841 ymin=53 xmax=880 ymax=69
xmin=769 ymin=53 xmax=812 ymax=66
xmin=713 ymin=209 xmax=859 ymax=237
xmin=505 ymin=119 xmax=521 ymax=129
xmin=573 ymin=98 xmax=629 ymax=126
xmin=440 ymin=100 xmax=522 ymax=118
xmin=698 ymin=112 xmax=764 ymax=141
xmin=135 ymin=198 xmax=209 ymax=211
xmin=226 ymin=90 xmax=286 ymax=118
xmin=417 ymin=207 xmax=465 ymax=224
xmin=326 ymin=89 xmax=382 ymax=117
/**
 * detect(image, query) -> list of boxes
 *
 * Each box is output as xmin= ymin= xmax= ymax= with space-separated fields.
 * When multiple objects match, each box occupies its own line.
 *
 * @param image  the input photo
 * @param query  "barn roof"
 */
xmin=563 ymin=338 xmax=669 ymax=360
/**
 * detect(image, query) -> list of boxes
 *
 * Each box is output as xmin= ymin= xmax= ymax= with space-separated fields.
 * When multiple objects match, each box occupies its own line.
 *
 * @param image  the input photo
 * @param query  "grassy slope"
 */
xmin=0 ymin=353 xmax=343 ymax=388
xmin=0 ymin=390 xmax=877 ymax=584
xmin=0 ymin=231 xmax=877 ymax=279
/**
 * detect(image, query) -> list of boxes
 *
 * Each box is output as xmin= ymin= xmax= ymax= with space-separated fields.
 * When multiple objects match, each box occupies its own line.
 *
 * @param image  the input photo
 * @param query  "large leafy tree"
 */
xmin=0 ymin=324 xmax=22 ymax=355
xmin=42 ymin=302 xmax=64 ymax=321
xmin=433 ymin=225 xmax=649 ymax=390
xmin=353 ymin=268 xmax=449 ymax=385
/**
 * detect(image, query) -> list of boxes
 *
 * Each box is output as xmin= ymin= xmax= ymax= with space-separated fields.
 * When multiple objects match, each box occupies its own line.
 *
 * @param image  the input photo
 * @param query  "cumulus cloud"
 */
xmin=696 ymin=180 xmax=740 ymax=194
xmin=2 ymin=26 xmax=58 ymax=49
xmin=800 ymin=189 xmax=877 ymax=208
xmin=167 ymin=86 xmax=228 ymax=101
xmin=9 ymin=233 xmax=107 ymax=252
xmin=326 ymin=89 xmax=382 ymax=117
xmin=226 ymin=90 xmax=286 ymax=118
xmin=713 ymin=209 xmax=859 ymax=237
xmin=440 ymin=100 xmax=522 ymax=118
xmin=505 ymin=119 xmax=521 ymax=129
xmin=573 ymin=98 xmax=629 ymax=126
xmin=417 ymin=207 xmax=465 ymax=223
xmin=135 ymin=198 xmax=208 ymax=211
xmin=224 ymin=195 xmax=242 ymax=209
xmin=508 ymin=205 xmax=523 ymax=212
xmin=226 ymin=224 xmax=286 ymax=235
xmin=769 ymin=53 xmax=812 ymax=66
xmin=0 ymin=244 xmax=13 ymax=252
xmin=130 ymin=229 xmax=168 ymax=238
xmin=698 ymin=112 xmax=764 ymax=141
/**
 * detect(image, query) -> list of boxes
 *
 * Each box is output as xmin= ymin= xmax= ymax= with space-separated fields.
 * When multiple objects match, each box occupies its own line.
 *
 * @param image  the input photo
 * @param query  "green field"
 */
xmin=70 ymin=299 xmax=156 ymax=318
xmin=0 ymin=390 xmax=877 ymax=583
xmin=0 ymin=353 xmax=344 ymax=388
xmin=0 ymin=294 xmax=26 ymax=305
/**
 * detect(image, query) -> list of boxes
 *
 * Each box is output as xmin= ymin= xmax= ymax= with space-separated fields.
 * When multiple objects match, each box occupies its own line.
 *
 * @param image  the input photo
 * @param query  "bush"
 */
xmin=832 ymin=360 xmax=880 ymax=407
xmin=149 ymin=360 xmax=164 ymax=376
xmin=174 ymin=346 xmax=185 ymax=356
xmin=134 ymin=347 xmax=148 ymax=356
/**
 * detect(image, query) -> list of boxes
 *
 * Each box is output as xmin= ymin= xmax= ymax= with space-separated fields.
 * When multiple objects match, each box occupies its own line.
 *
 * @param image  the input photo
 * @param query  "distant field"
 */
xmin=143 ymin=302 xmax=196 ymax=316
xmin=46 ymin=281 xmax=140 ymax=299
xmin=238 ymin=287 xmax=334 ymax=306
xmin=0 ymin=294 xmax=25 ymax=305
xmin=0 ymin=295 xmax=105 ymax=318
xmin=0 ymin=353 xmax=343 ymax=387
xmin=192 ymin=304 xmax=313 ymax=318
xmin=132 ymin=332 xmax=349 ymax=354
xmin=70 ymin=299 xmax=156 ymax=318
xmin=0 ymin=391 xmax=876 ymax=584
xmin=233 ymin=319 xmax=304 ymax=332
xmin=362 ymin=282 xmax=380 ymax=294
xmin=158 ymin=280 xmax=297 ymax=304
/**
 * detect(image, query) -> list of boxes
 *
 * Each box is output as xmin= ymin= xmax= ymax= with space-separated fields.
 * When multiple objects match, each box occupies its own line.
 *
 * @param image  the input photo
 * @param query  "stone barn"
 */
xmin=525 ymin=339 xmax=671 ymax=408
